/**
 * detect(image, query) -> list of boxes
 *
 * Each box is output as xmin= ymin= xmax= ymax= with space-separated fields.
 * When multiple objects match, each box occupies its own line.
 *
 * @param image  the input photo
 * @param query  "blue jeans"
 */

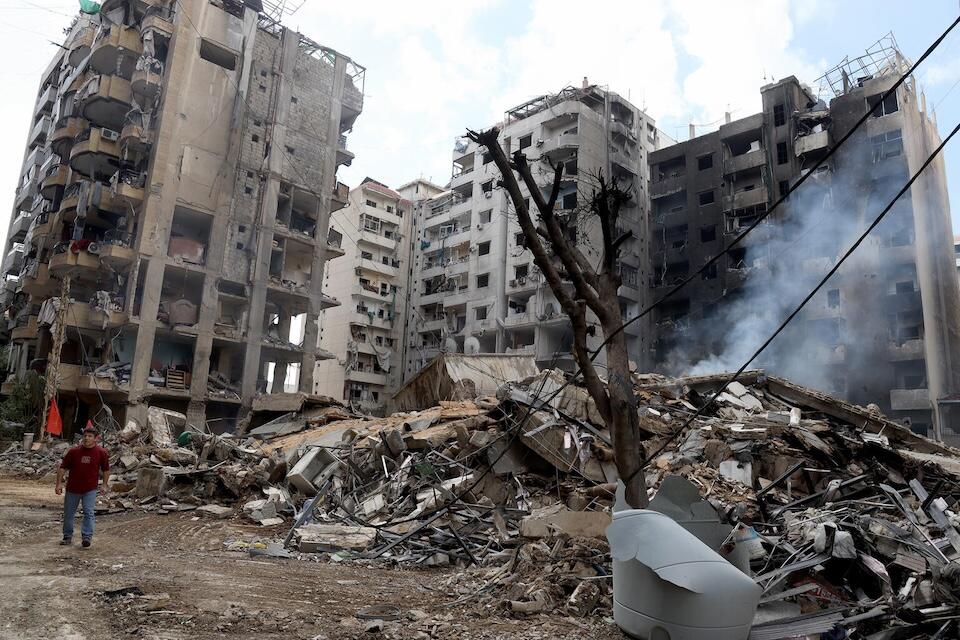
xmin=63 ymin=490 xmax=97 ymax=540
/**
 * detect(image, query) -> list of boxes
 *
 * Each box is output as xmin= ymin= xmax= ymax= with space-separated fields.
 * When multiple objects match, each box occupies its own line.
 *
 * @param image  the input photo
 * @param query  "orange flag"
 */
xmin=46 ymin=398 xmax=62 ymax=437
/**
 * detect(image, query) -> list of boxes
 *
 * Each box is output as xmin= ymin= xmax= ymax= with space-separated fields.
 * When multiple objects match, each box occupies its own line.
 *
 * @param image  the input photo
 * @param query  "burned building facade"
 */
xmin=0 ymin=0 xmax=363 ymax=435
xmin=647 ymin=38 xmax=960 ymax=442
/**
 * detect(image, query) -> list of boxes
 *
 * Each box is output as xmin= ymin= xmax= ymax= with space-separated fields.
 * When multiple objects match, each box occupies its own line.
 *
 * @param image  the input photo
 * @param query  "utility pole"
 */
xmin=40 ymin=275 xmax=70 ymax=444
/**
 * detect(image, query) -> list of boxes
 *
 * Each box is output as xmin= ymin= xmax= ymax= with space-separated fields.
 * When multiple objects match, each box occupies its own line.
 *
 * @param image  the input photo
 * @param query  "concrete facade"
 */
xmin=314 ymin=178 xmax=412 ymax=414
xmin=402 ymin=83 xmax=670 ymax=382
xmin=647 ymin=41 xmax=960 ymax=442
xmin=0 ymin=0 xmax=363 ymax=436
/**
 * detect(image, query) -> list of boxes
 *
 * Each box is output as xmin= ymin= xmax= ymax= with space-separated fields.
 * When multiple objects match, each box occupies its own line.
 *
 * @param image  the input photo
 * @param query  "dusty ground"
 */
xmin=0 ymin=477 xmax=621 ymax=640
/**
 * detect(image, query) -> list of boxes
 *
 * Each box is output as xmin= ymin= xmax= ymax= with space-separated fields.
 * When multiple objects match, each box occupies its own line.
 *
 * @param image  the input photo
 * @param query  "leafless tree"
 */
xmin=466 ymin=127 xmax=648 ymax=508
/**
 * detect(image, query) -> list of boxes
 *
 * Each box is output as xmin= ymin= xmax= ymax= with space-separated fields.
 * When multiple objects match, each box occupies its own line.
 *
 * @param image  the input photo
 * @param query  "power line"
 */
xmin=624 ymin=118 xmax=960 ymax=484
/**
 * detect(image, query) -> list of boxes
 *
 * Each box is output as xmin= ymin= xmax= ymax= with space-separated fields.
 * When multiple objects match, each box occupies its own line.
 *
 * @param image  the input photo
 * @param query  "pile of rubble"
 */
xmin=3 ymin=368 xmax=959 ymax=637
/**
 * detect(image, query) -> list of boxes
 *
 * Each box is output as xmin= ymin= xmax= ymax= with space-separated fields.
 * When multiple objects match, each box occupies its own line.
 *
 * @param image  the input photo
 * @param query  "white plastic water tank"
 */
xmin=606 ymin=509 xmax=761 ymax=640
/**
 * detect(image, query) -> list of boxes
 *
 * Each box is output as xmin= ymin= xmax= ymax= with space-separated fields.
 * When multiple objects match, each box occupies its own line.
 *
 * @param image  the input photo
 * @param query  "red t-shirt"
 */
xmin=61 ymin=445 xmax=110 ymax=494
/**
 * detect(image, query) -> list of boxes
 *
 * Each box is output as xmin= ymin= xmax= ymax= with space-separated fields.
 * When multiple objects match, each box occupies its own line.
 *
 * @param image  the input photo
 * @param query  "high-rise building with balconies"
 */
xmin=314 ymin=178 xmax=424 ymax=414
xmin=646 ymin=37 xmax=960 ymax=443
xmin=0 ymin=0 xmax=363 ymax=435
xmin=401 ymin=83 xmax=671 ymax=382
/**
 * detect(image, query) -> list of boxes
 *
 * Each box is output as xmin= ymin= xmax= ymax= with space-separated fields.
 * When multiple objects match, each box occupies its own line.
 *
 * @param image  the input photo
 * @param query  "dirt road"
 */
xmin=0 ymin=477 xmax=619 ymax=639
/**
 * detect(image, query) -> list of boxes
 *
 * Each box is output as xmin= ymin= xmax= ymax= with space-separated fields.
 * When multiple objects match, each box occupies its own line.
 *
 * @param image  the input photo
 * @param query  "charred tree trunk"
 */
xmin=467 ymin=127 xmax=649 ymax=508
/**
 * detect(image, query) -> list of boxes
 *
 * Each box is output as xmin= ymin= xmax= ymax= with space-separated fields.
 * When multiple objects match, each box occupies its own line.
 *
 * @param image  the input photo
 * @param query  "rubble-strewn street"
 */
xmin=4 ymin=369 xmax=960 ymax=638
xmin=0 ymin=477 xmax=621 ymax=640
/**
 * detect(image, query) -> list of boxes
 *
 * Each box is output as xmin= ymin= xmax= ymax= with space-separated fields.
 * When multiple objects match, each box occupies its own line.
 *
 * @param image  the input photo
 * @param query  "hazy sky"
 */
xmin=2 ymin=0 xmax=959 ymax=237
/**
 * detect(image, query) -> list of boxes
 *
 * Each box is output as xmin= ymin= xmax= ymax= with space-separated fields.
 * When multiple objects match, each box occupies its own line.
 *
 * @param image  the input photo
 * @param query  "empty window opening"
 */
xmin=700 ymin=225 xmax=717 ymax=243
xmin=698 ymin=190 xmax=715 ymax=206
xmin=697 ymin=154 xmax=713 ymax=170
xmin=867 ymin=92 xmax=899 ymax=117
xmin=199 ymin=39 xmax=237 ymax=71
xmin=168 ymin=206 xmax=212 ymax=266
xmin=476 ymin=273 xmax=489 ymax=288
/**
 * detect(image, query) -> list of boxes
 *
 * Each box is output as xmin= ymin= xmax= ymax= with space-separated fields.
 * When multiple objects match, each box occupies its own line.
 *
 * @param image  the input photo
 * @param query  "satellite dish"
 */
xmin=464 ymin=336 xmax=481 ymax=354
xmin=444 ymin=337 xmax=459 ymax=353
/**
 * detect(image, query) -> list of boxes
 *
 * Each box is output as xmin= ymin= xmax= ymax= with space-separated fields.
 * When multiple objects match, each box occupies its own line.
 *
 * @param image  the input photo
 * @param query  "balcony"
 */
xmin=141 ymin=13 xmax=174 ymax=39
xmin=64 ymin=300 xmax=127 ymax=331
xmin=722 ymin=186 xmax=768 ymax=212
xmin=888 ymin=339 xmax=925 ymax=361
xmin=79 ymin=75 xmax=133 ymax=130
xmin=35 ymin=84 xmax=56 ymax=117
xmin=2 ymin=246 xmax=24 ymax=276
xmin=90 ymin=25 xmax=143 ymax=79
xmin=352 ymin=310 xmax=396 ymax=330
xmin=69 ymin=128 xmax=121 ymax=181
xmin=419 ymin=318 xmax=446 ymax=333
xmin=610 ymin=147 xmax=638 ymax=176
xmin=795 ymin=130 xmax=829 ymax=156
xmin=331 ymin=182 xmax=349 ymax=211
xmin=890 ymin=388 xmax=930 ymax=411
xmin=98 ymin=243 xmax=136 ymax=270
xmin=68 ymin=24 xmax=97 ymax=67
xmin=322 ymin=232 xmax=344 ymax=260
xmin=319 ymin=292 xmax=340 ymax=309
xmin=651 ymin=175 xmax=685 ymax=200
xmin=131 ymin=57 xmax=163 ymax=102
xmin=358 ymin=230 xmax=396 ymax=251
xmin=8 ymin=213 xmax=32 ymax=243
xmin=40 ymin=163 xmax=69 ymax=201
xmin=50 ymin=117 xmax=88 ymax=158
xmin=723 ymin=149 xmax=765 ymax=176
xmin=10 ymin=315 xmax=38 ymax=341
xmin=57 ymin=363 xmax=128 ymax=397
xmin=28 ymin=115 xmax=52 ymax=149
xmin=336 ymin=135 xmax=354 ymax=167
xmin=14 ymin=182 xmax=37 ymax=213
xmin=886 ymin=288 xmax=922 ymax=313
xmin=502 ymin=311 xmax=538 ymax=329
xmin=345 ymin=368 xmax=388 ymax=386
xmin=59 ymin=181 xmax=126 ymax=224
xmin=112 ymin=170 xmax=146 ymax=206
xmin=49 ymin=247 xmax=100 ymax=279
xmin=21 ymin=263 xmax=56 ymax=298
xmin=442 ymin=288 xmax=471 ymax=308
xmin=539 ymin=133 xmax=579 ymax=160
xmin=120 ymin=120 xmax=151 ymax=156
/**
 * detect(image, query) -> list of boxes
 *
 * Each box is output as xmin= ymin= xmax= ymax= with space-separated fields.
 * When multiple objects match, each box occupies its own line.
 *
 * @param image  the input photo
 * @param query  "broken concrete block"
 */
xmin=766 ymin=411 xmax=792 ymax=424
xmin=719 ymin=459 xmax=753 ymax=486
xmin=726 ymin=381 xmax=749 ymax=398
xmin=197 ymin=504 xmax=233 ymax=518
xmin=119 ymin=419 xmax=142 ymax=443
xmin=119 ymin=454 xmax=140 ymax=470
xmin=135 ymin=467 xmax=166 ymax=498
xmin=258 ymin=517 xmax=285 ymax=527
xmin=361 ymin=494 xmax=385 ymax=517
xmin=146 ymin=407 xmax=185 ymax=446
xmin=153 ymin=446 xmax=197 ymax=465
xmin=519 ymin=505 xmax=611 ymax=539
xmin=468 ymin=430 xmax=491 ymax=448
xmin=295 ymin=523 xmax=377 ymax=552
xmin=287 ymin=446 xmax=337 ymax=495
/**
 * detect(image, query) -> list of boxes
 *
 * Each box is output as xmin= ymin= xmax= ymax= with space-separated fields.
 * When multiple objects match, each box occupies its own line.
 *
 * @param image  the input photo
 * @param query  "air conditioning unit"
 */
xmin=509 ymin=279 xmax=517 ymax=287
xmin=536 ymin=139 xmax=544 ymax=147
xmin=476 ymin=224 xmax=484 ymax=230
xmin=101 ymin=128 xmax=120 ymax=141
xmin=518 ymin=276 xmax=526 ymax=284
xmin=354 ymin=267 xmax=362 ymax=275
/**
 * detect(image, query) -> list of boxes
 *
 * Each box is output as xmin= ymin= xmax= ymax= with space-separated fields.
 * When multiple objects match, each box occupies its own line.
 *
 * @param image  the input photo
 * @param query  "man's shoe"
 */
xmin=81 ymin=538 xmax=91 ymax=548
xmin=59 ymin=538 xmax=71 ymax=546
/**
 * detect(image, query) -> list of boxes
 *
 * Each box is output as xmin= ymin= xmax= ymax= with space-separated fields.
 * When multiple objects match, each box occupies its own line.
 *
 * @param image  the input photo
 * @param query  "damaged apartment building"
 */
xmin=647 ymin=36 xmax=960 ymax=442
xmin=0 ymin=0 xmax=363 ymax=435
xmin=401 ymin=82 xmax=671 ymax=381
xmin=314 ymin=178 xmax=417 ymax=415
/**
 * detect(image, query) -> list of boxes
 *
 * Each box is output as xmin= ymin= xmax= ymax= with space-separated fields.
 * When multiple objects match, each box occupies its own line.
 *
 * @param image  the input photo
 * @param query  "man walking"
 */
xmin=55 ymin=425 xmax=110 ymax=548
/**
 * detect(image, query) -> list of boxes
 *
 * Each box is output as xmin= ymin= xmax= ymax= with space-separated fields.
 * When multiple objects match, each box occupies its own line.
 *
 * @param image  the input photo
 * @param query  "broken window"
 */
xmin=827 ymin=289 xmax=840 ymax=309
xmin=871 ymin=129 xmax=903 ymax=162
xmin=778 ymin=180 xmax=790 ymax=199
xmin=515 ymin=264 xmax=528 ymax=279
xmin=773 ymin=104 xmax=785 ymax=127
xmin=697 ymin=154 xmax=713 ymax=170
xmin=482 ymin=151 xmax=493 ymax=165
xmin=481 ymin=180 xmax=493 ymax=195
xmin=656 ymin=156 xmax=685 ymax=180
xmin=867 ymin=92 xmax=899 ymax=117
xmin=698 ymin=190 xmax=715 ymax=206
xmin=515 ymin=233 xmax=526 ymax=248
xmin=168 ymin=206 xmax=212 ymax=266
xmin=561 ymin=193 xmax=577 ymax=210
xmin=776 ymin=142 xmax=788 ymax=165
xmin=700 ymin=225 xmax=716 ymax=243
